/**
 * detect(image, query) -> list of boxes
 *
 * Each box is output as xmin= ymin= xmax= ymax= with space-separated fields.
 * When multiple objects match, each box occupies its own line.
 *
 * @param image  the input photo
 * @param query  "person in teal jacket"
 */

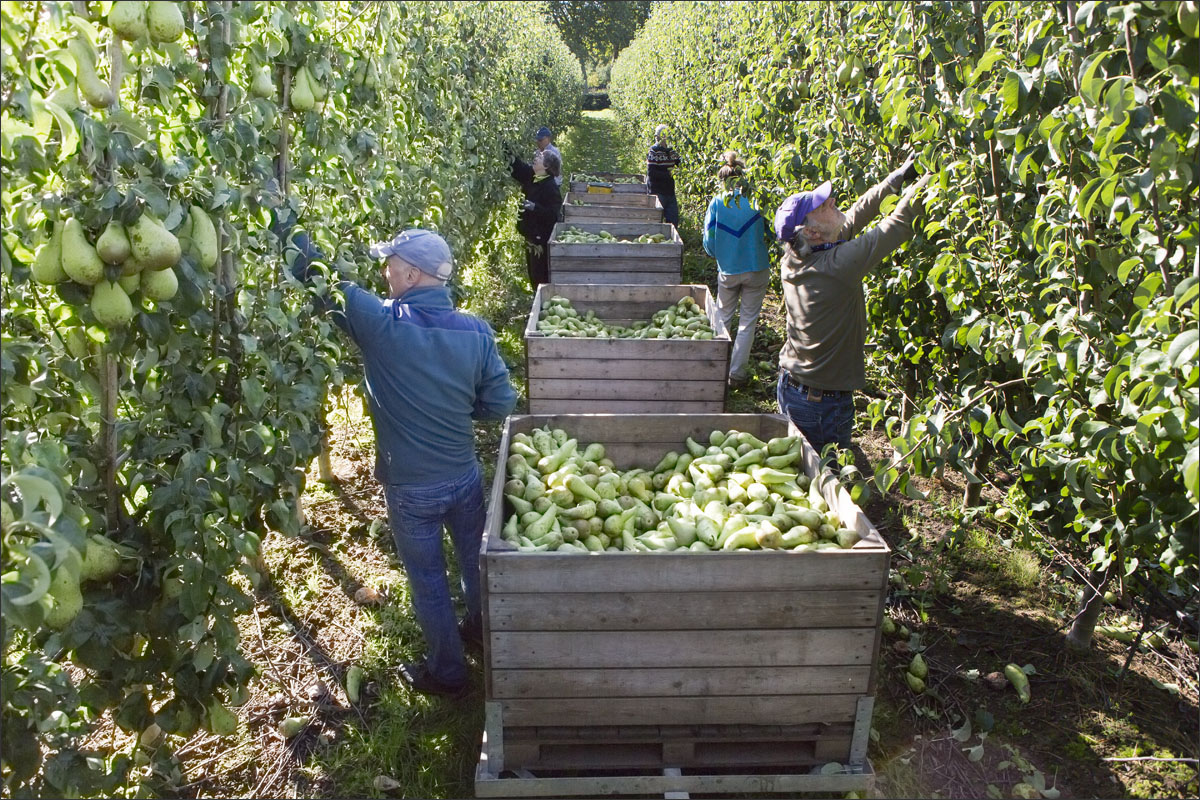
xmin=268 ymin=194 xmax=517 ymax=698
xmin=702 ymin=151 xmax=771 ymax=387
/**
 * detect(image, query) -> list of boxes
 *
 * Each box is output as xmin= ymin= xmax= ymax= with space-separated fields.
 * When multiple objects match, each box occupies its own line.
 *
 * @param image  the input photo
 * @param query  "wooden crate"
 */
xmin=562 ymin=192 xmax=664 ymax=224
xmin=524 ymin=284 xmax=731 ymax=414
xmin=548 ymin=222 xmax=682 ymax=285
xmin=569 ymin=172 xmax=647 ymax=194
xmin=478 ymin=414 xmax=890 ymax=794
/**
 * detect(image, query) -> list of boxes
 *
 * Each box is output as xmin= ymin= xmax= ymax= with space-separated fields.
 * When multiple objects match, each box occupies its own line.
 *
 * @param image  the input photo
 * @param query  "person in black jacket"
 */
xmin=647 ymin=124 xmax=681 ymax=226
xmin=510 ymin=147 xmax=563 ymax=287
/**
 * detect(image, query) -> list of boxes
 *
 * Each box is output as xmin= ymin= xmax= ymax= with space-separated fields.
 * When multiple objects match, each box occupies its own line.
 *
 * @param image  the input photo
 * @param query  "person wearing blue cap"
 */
xmin=702 ymin=151 xmax=770 ymax=388
xmin=773 ymin=155 xmax=931 ymax=454
xmin=267 ymin=194 xmax=517 ymax=698
xmin=534 ymin=126 xmax=562 ymax=187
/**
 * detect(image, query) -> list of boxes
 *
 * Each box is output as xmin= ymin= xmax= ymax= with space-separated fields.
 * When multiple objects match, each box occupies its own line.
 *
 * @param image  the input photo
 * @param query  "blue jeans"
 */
xmin=384 ymin=462 xmax=485 ymax=686
xmin=777 ymin=372 xmax=855 ymax=454
xmin=655 ymin=191 xmax=679 ymax=226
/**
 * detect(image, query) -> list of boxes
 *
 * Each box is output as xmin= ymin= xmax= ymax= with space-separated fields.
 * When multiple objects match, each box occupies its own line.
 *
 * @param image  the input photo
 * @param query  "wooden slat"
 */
xmin=491 ymin=666 xmax=871 ymax=699
xmin=528 ymin=358 xmax=728 ymax=380
xmin=564 ymin=206 xmax=663 ymax=223
xmin=527 ymin=337 xmax=727 ymax=361
xmin=474 ymin=767 xmax=875 ymax=798
xmin=552 ymin=221 xmax=679 ymax=239
xmin=489 ymin=590 xmax=882 ymax=630
xmin=548 ymin=271 xmax=682 ymax=285
xmin=538 ymin=283 xmax=705 ymax=303
xmin=502 ymin=413 xmax=788 ymax=443
xmin=507 ymin=722 xmax=853 ymax=743
xmin=551 ymin=257 xmax=681 ymax=271
xmin=564 ymin=191 xmax=660 ymax=208
xmin=527 ymin=399 xmax=723 ymax=414
xmin=529 ymin=378 xmax=726 ymax=402
xmin=497 ymin=693 xmax=861 ymax=727
xmin=486 ymin=550 xmax=888 ymax=591
xmin=490 ymin=629 xmax=873 ymax=669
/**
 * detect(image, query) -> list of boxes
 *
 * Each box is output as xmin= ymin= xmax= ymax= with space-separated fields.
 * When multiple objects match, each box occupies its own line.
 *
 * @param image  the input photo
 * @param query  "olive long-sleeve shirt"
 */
xmin=779 ymin=172 xmax=931 ymax=392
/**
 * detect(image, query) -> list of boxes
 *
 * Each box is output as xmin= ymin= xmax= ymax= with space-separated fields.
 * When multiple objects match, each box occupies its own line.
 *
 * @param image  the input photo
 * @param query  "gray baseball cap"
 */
xmin=368 ymin=229 xmax=454 ymax=281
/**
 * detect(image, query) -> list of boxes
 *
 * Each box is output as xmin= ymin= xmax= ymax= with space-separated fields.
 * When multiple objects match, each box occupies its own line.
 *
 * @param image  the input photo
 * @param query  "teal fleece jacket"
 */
xmin=702 ymin=191 xmax=770 ymax=275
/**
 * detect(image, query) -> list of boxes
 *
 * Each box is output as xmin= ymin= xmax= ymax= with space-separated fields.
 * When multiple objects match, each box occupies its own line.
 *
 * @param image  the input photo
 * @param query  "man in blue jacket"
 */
xmin=272 ymin=205 xmax=517 ymax=698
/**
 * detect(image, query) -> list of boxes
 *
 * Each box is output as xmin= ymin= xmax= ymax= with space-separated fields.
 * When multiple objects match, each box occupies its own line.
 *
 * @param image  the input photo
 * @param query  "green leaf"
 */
xmin=1078 ymin=49 xmax=1115 ymax=105
xmin=1167 ymin=329 xmax=1198 ymax=369
xmin=1000 ymin=70 xmax=1026 ymax=115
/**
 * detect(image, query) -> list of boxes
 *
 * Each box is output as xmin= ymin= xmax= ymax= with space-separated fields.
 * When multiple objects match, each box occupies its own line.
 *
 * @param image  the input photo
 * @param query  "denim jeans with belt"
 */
xmin=776 ymin=371 xmax=855 ymax=454
xmin=384 ymin=462 xmax=485 ymax=687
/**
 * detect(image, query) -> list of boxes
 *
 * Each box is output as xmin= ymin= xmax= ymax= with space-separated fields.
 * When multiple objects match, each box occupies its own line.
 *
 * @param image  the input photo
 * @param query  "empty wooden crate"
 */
xmin=477 ymin=413 xmax=889 ymax=795
xmin=569 ymin=171 xmax=648 ymax=194
xmin=524 ymin=283 xmax=731 ymax=413
xmin=562 ymin=192 xmax=664 ymax=224
xmin=548 ymin=222 xmax=682 ymax=285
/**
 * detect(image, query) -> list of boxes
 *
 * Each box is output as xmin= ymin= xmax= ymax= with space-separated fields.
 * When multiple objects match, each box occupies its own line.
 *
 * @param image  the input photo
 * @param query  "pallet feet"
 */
xmin=476 ymin=727 xmax=875 ymax=798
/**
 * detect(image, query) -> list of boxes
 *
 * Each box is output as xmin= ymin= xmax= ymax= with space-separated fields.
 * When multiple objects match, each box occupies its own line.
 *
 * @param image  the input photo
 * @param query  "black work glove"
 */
xmin=903 ymin=156 xmax=919 ymax=182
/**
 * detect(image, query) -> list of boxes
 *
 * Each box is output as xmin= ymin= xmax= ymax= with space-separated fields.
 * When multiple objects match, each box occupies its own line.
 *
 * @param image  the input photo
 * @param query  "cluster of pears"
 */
xmin=60 ymin=2 xmax=185 ymax=112
xmin=30 ymin=206 xmax=217 ymax=328
xmin=43 ymin=532 xmax=127 ymax=630
xmin=107 ymin=1 xmax=185 ymax=45
xmin=351 ymin=58 xmax=380 ymax=90
xmin=289 ymin=64 xmax=327 ymax=112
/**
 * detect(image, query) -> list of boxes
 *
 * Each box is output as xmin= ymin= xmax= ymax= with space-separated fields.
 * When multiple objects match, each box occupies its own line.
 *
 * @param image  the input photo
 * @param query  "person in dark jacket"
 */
xmin=646 ymin=124 xmax=681 ymax=226
xmin=510 ymin=147 xmax=563 ymax=287
xmin=266 ymin=190 xmax=518 ymax=698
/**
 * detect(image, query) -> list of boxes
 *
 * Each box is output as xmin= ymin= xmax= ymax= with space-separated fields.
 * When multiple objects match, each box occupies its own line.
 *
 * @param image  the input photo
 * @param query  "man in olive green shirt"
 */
xmin=772 ymin=157 xmax=931 ymax=452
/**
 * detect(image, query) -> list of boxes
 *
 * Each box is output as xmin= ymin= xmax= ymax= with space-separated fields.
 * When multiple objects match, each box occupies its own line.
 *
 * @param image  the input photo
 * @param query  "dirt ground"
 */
xmin=105 ymin=393 xmax=1197 ymax=800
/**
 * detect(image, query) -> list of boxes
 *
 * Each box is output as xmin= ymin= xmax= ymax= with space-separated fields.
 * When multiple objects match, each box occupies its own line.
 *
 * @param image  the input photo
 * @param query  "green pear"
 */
xmin=62 ymin=217 xmax=105 ymax=285
xmin=45 ymin=568 xmax=83 ymax=630
xmin=91 ymin=280 xmax=135 ymax=327
xmin=96 ymin=221 xmax=131 ymax=264
xmin=290 ymin=66 xmax=315 ymax=111
xmin=81 ymin=534 xmax=121 ymax=582
xmin=109 ymin=1 xmax=148 ymax=41
xmin=186 ymin=206 xmax=218 ymax=269
xmin=147 ymin=1 xmax=185 ymax=43
xmin=909 ymin=652 xmax=928 ymax=680
xmin=140 ymin=266 xmax=178 ymax=300
xmin=128 ymin=213 xmax=180 ymax=270
xmin=307 ymin=66 xmax=327 ymax=102
xmin=62 ymin=327 xmax=92 ymax=360
xmin=31 ymin=221 xmax=67 ymax=284
xmin=67 ymin=38 xmax=114 ymax=109
xmin=251 ymin=64 xmax=274 ymax=98
xmin=118 ymin=271 xmax=140 ymax=294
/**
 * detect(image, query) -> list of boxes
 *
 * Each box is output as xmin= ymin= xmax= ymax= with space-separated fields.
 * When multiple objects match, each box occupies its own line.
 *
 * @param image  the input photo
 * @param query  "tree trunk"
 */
xmin=1066 ymin=559 xmax=1120 ymax=650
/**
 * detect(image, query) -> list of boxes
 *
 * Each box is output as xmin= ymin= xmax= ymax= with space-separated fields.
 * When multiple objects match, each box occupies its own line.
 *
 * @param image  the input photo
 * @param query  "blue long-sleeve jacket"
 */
xmin=275 ymin=218 xmax=518 ymax=485
xmin=702 ymin=191 xmax=770 ymax=275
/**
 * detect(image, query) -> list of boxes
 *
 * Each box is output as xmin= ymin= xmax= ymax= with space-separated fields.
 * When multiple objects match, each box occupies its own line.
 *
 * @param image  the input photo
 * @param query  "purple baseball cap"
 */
xmin=773 ymin=181 xmax=832 ymax=241
xmin=368 ymin=229 xmax=454 ymax=281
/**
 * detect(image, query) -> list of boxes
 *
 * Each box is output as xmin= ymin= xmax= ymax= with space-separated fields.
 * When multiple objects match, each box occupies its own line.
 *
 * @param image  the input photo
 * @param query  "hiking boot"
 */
xmin=398 ymin=661 xmax=469 ymax=699
xmin=458 ymin=617 xmax=484 ymax=653
xmin=728 ymin=374 xmax=749 ymax=388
